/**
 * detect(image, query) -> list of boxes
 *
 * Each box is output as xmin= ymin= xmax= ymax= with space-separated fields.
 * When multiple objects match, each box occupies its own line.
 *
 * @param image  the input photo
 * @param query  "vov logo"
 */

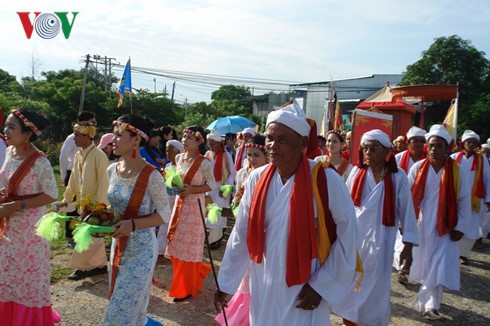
xmin=17 ymin=12 xmax=79 ymax=39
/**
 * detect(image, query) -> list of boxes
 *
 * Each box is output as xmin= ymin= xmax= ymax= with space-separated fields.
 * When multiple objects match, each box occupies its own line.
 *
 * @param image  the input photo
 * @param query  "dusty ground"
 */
xmin=51 ymin=239 xmax=490 ymax=325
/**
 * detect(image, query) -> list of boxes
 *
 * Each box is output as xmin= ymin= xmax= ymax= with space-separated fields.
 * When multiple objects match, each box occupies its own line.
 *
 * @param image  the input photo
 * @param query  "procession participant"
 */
xmin=450 ymin=130 xmax=490 ymax=265
xmin=59 ymin=111 xmax=97 ymax=247
xmin=395 ymin=126 xmax=427 ymax=173
xmin=59 ymin=121 xmax=109 ymax=280
xmin=314 ymin=129 xmax=352 ymax=181
xmin=304 ymin=118 xmax=323 ymax=159
xmin=393 ymin=126 xmax=426 ymax=283
xmin=103 ymin=114 xmax=170 ymax=326
xmin=234 ymin=127 xmax=255 ymax=171
xmin=215 ymin=102 xmax=359 ymax=325
xmin=317 ymin=135 xmax=328 ymax=155
xmin=156 ymin=139 xmax=183 ymax=256
xmin=166 ymin=126 xmax=219 ymax=302
xmin=205 ymin=130 xmax=236 ymax=249
xmin=342 ymin=131 xmax=352 ymax=161
xmin=393 ymin=135 xmax=408 ymax=154
xmin=0 ymin=109 xmax=59 ymax=325
xmin=333 ymin=129 xmax=418 ymax=326
xmin=215 ymin=134 xmax=268 ymax=326
xmin=98 ymin=133 xmax=119 ymax=164
xmin=408 ymin=125 xmax=471 ymax=321
xmin=140 ymin=129 xmax=166 ymax=169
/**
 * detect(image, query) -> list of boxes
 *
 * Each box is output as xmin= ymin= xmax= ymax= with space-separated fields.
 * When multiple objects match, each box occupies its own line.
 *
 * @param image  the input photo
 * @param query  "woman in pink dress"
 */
xmin=0 ymin=109 xmax=59 ymax=325
xmin=166 ymin=126 xmax=219 ymax=302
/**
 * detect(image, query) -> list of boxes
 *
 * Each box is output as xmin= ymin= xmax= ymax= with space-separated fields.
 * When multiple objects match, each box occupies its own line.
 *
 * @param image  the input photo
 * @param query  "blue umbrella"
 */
xmin=206 ymin=116 xmax=256 ymax=135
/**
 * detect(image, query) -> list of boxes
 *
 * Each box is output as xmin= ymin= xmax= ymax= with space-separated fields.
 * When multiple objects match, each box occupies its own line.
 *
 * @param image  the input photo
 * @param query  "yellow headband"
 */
xmin=73 ymin=123 xmax=97 ymax=138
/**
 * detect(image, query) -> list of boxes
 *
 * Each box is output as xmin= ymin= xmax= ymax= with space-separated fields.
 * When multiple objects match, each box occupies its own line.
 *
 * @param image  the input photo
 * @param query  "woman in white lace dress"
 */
xmin=103 ymin=114 xmax=171 ymax=326
xmin=0 ymin=109 xmax=59 ymax=325
xmin=314 ymin=129 xmax=353 ymax=181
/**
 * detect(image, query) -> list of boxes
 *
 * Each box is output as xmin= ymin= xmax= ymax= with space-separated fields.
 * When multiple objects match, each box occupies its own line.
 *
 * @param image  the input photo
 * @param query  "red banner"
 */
xmin=350 ymin=109 xmax=393 ymax=165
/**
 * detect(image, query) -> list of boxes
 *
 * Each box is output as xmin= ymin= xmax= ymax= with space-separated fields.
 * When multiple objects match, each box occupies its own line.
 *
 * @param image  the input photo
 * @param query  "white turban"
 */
xmin=425 ymin=124 xmax=452 ymax=145
xmin=406 ymin=126 xmax=426 ymax=140
xmin=487 ymin=138 xmax=490 ymax=145
xmin=207 ymin=130 xmax=224 ymax=142
xmin=242 ymin=127 xmax=256 ymax=136
xmin=461 ymin=130 xmax=480 ymax=143
xmin=166 ymin=140 xmax=183 ymax=153
xmin=482 ymin=143 xmax=490 ymax=150
xmin=361 ymin=129 xmax=392 ymax=148
xmin=266 ymin=101 xmax=310 ymax=137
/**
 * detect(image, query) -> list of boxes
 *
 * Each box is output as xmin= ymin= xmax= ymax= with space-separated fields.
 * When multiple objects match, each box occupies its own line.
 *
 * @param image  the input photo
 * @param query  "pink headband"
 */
xmin=112 ymin=121 xmax=149 ymax=141
xmin=245 ymin=142 xmax=265 ymax=150
xmin=183 ymin=128 xmax=203 ymax=140
xmin=12 ymin=110 xmax=42 ymax=136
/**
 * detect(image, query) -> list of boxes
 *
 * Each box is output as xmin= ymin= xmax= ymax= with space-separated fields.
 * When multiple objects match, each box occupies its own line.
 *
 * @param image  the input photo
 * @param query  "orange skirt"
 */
xmin=169 ymin=256 xmax=211 ymax=299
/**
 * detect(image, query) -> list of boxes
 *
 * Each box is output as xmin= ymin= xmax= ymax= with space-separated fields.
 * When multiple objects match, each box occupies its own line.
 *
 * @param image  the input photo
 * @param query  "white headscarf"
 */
xmin=406 ymin=126 xmax=426 ymax=140
xmin=207 ymin=130 xmax=224 ymax=142
xmin=482 ymin=143 xmax=490 ymax=150
xmin=425 ymin=124 xmax=452 ymax=145
xmin=242 ymin=127 xmax=256 ymax=136
xmin=166 ymin=140 xmax=184 ymax=153
xmin=266 ymin=101 xmax=310 ymax=137
xmin=461 ymin=130 xmax=480 ymax=143
xmin=361 ymin=129 xmax=392 ymax=148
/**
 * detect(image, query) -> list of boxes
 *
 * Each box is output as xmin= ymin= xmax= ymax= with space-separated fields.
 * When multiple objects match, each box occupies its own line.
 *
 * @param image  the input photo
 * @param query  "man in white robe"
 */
xmin=408 ymin=124 xmax=471 ymax=321
xmin=205 ymin=130 xmax=236 ymax=249
xmin=214 ymin=101 xmax=358 ymax=325
xmin=333 ymin=130 xmax=418 ymax=326
xmin=449 ymin=130 xmax=490 ymax=265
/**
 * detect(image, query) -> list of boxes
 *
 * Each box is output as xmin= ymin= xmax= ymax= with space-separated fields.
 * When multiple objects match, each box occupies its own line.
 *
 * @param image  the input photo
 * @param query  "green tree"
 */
xmin=400 ymin=35 xmax=490 ymax=136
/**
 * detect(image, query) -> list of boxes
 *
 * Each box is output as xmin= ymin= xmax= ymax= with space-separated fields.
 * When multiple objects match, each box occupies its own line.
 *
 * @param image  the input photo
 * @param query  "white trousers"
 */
xmin=413 ymin=284 xmax=443 ymax=312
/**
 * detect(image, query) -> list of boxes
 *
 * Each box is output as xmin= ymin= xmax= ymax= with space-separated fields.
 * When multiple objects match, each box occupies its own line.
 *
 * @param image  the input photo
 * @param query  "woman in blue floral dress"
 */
xmin=103 ymin=114 xmax=171 ymax=326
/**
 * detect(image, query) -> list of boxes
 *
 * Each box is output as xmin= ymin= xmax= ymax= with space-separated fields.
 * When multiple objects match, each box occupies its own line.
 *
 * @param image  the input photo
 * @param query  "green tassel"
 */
xmin=35 ymin=212 xmax=72 ymax=241
xmin=72 ymin=223 xmax=115 ymax=253
xmin=220 ymin=185 xmax=235 ymax=197
xmin=72 ymin=223 xmax=94 ymax=253
xmin=206 ymin=203 xmax=222 ymax=224
xmin=164 ymin=166 xmax=184 ymax=188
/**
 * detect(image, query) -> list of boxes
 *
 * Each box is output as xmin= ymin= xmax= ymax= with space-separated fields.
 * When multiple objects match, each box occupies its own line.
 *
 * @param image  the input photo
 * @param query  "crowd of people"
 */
xmin=0 ymin=105 xmax=488 ymax=326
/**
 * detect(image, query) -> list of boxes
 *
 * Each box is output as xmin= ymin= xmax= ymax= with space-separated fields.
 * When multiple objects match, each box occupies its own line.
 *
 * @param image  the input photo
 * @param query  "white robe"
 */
xmin=333 ymin=166 xmax=419 ymax=326
xmin=205 ymin=150 xmax=236 ymax=229
xmin=408 ymin=159 xmax=471 ymax=290
xmin=393 ymin=150 xmax=419 ymax=270
xmin=218 ymin=161 xmax=358 ymax=326
xmin=449 ymin=153 xmax=490 ymax=239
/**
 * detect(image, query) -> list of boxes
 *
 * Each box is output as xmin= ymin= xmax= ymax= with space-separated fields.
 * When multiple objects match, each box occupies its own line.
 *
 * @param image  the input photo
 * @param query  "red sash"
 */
xmin=248 ymin=155 xmax=319 ymax=287
xmin=2 ymin=150 xmax=45 ymax=203
xmin=399 ymin=150 xmax=426 ymax=173
xmin=109 ymin=164 xmax=155 ymax=297
xmin=350 ymin=166 xmax=396 ymax=226
xmin=411 ymin=158 xmax=459 ymax=236
xmin=167 ymin=155 xmax=205 ymax=242
xmin=235 ymin=145 xmax=246 ymax=171
xmin=336 ymin=159 xmax=350 ymax=177
xmin=456 ymin=152 xmax=485 ymax=211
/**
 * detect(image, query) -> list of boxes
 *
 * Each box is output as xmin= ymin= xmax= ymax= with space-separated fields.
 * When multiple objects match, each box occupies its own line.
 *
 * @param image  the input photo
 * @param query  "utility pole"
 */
xmin=79 ymin=54 xmax=90 ymax=114
xmin=103 ymin=56 xmax=108 ymax=92
xmin=171 ymin=81 xmax=175 ymax=102
xmin=164 ymin=85 xmax=167 ymax=97
xmin=153 ymin=78 xmax=156 ymax=93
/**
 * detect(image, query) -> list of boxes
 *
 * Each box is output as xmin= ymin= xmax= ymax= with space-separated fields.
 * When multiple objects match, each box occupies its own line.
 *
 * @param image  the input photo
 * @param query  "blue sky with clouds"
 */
xmin=1 ymin=0 xmax=489 ymax=103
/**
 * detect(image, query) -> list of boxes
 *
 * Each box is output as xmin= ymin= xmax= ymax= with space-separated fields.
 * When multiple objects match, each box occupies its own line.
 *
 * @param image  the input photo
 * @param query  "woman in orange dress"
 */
xmin=166 ymin=126 xmax=219 ymax=302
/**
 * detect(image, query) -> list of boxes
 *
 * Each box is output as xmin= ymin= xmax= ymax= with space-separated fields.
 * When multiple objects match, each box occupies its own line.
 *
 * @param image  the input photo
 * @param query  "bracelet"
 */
xmin=130 ymin=218 xmax=136 ymax=232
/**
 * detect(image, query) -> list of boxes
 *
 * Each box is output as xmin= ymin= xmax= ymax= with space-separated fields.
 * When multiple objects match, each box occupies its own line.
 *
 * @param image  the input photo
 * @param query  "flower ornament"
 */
xmin=112 ymin=121 xmax=149 ymax=141
xmin=12 ymin=110 xmax=42 ymax=136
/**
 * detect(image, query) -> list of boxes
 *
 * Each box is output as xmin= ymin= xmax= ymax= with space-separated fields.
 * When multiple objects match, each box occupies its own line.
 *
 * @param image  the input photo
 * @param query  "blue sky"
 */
xmin=1 ymin=0 xmax=489 ymax=104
